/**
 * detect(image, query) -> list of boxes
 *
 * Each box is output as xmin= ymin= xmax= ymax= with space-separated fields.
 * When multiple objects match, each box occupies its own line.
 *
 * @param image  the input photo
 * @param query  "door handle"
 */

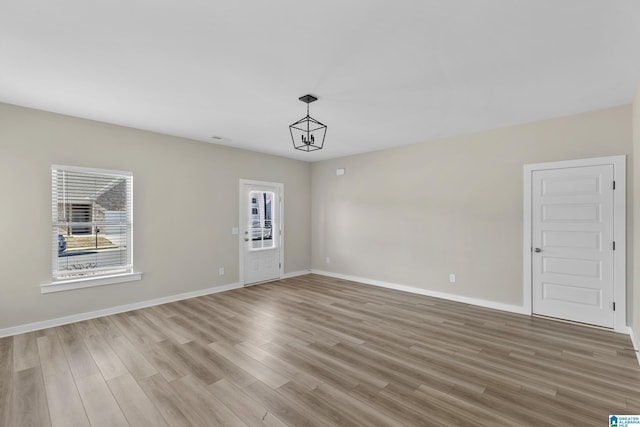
xmin=534 ymin=248 xmax=542 ymax=253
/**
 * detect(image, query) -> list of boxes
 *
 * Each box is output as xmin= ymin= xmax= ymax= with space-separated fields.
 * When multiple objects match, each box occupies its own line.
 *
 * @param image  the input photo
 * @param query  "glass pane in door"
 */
xmin=249 ymin=191 xmax=274 ymax=250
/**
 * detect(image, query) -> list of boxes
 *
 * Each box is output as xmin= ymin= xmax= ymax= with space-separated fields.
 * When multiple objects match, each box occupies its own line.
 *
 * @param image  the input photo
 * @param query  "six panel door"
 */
xmin=531 ymin=165 xmax=615 ymax=328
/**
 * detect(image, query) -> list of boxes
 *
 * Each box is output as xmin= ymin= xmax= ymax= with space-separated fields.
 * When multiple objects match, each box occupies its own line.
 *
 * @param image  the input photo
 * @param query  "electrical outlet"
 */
xmin=449 ymin=273 xmax=456 ymax=283
xmin=326 ymin=257 xmax=331 ymax=264
xmin=219 ymin=267 xmax=225 ymax=276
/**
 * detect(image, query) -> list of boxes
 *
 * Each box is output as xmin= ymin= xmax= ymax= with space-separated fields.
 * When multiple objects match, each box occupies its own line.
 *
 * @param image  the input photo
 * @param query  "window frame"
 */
xmin=42 ymin=165 xmax=141 ymax=294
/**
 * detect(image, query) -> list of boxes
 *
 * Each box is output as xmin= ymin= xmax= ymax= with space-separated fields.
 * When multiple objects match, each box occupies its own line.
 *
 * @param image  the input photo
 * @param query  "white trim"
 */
xmin=238 ymin=179 xmax=285 ymax=188
xmin=522 ymin=163 xmax=533 ymax=316
xmin=51 ymin=164 xmax=133 ymax=177
xmin=42 ymin=272 xmax=142 ymax=294
xmin=3 ymin=282 xmax=242 ymax=338
xmin=628 ymin=327 xmax=640 ymax=367
xmin=311 ymin=270 xmax=529 ymax=315
xmin=239 ymin=179 xmax=285 ymax=286
xmin=523 ymin=155 xmax=627 ymax=333
xmin=282 ymin=270 xmax=311 ymax=279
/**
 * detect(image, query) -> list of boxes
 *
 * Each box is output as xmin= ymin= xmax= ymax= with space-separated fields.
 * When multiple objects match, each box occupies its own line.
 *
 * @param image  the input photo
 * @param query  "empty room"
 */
xmin=1 ymin=1 xmax=640 ymax=426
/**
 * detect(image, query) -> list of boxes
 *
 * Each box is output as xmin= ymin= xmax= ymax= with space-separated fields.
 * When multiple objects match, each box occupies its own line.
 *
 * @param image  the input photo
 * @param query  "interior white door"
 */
xmin=242 ymin=183 xmax=281 ymax=286
xmin=532 ymin=165 xmax=615 ymax=328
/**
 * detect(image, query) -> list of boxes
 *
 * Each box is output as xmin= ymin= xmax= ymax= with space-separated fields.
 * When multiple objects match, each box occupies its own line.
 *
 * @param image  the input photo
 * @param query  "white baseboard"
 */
xmin=311 ymin=270 xmax=529 ymax=315
xmin=0 ymin=282 xmax=242 ymax=338
xmin=628 ymin=327 xmax=640 ymax=367
xmin=282 ymin=270 xmax=312 ymax=279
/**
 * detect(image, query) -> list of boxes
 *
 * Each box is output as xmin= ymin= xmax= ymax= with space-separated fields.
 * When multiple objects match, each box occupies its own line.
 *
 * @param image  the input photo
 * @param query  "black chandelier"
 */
xmin=289 ymin=94 xmax=327 ymax=152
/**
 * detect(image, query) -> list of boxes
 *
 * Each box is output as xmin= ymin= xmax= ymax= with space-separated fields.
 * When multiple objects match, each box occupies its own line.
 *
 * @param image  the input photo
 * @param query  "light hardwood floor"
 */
xmin=1 ymin=274 xmax=639 ymax=426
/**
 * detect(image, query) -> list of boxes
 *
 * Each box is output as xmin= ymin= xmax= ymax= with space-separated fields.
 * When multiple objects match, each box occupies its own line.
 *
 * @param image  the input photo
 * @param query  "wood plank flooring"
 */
xmin=1 ymin=274 xmax=639 ymax=426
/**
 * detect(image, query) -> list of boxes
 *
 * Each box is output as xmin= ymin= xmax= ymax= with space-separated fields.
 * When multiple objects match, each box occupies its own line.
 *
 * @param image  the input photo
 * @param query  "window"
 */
xmin=50 ymin=165 xmax=136 ymax=287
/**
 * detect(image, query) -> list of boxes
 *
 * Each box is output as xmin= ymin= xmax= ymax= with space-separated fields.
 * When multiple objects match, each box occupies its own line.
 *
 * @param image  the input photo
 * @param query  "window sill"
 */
xmin=41 ymin=272 xmax=143 ymax=294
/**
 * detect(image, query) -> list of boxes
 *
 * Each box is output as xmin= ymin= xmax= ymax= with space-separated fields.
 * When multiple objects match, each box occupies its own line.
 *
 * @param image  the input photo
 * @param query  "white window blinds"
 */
xmin=52 ymin=165 xmax=133 ymax=280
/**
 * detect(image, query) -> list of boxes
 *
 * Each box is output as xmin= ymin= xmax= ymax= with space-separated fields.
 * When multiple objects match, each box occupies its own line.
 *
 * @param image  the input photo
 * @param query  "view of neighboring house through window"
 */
xmin=52 ymin=165 xmax=133 ymax=281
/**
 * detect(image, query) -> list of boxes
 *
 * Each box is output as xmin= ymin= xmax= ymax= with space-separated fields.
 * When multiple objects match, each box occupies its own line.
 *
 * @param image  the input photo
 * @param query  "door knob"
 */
xmin=244 ymin=238 xmax=249 ymax=242
xmin=534 ymin=248 xmax=542 ymax=253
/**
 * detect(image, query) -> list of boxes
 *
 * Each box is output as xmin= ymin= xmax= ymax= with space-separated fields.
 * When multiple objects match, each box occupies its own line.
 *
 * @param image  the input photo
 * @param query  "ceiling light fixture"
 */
xmin=290 ymin=94 xmax=327 ymax=152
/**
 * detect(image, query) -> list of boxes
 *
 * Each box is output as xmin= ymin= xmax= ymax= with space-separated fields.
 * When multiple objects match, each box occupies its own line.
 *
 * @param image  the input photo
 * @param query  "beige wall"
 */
xmin=0 ymin=101 xmax=634 ymax=332
xmin=0 ymin=103 xmax=311 ymax=330
xmin=633 ymin=88 xmax=640 ymax=344
xmin=312 ymin=106 xmax=633 ymax=315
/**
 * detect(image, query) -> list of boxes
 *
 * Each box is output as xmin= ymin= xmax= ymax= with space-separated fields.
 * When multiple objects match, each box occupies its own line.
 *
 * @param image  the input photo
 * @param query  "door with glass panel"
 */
xmin=241 ymin=181 xmax=282 ymax=285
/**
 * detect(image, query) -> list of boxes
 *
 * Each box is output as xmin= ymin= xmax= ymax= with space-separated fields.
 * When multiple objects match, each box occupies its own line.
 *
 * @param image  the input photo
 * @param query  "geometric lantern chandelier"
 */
xmin=289 ymin=94 xmax=327 ymax=152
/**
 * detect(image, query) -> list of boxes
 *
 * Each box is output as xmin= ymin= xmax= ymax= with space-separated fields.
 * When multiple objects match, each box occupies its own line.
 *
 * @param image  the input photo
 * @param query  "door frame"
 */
xmin=523 ymin=155 xmax=626 ymax=333
xmin=239 ymin=179 xmax=284 ymax=286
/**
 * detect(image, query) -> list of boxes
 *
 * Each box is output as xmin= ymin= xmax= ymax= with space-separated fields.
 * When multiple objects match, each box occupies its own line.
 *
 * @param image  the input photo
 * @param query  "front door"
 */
xmin=531 ymin=164 xmax=615 ymax=328
xmin=241 ymin=182 xmax=281 ymax=286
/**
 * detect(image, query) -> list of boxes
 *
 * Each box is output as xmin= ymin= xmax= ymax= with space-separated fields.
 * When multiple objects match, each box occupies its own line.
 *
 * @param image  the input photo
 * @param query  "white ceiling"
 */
xmin=1 ymin=1 xmax=639 ymax=161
